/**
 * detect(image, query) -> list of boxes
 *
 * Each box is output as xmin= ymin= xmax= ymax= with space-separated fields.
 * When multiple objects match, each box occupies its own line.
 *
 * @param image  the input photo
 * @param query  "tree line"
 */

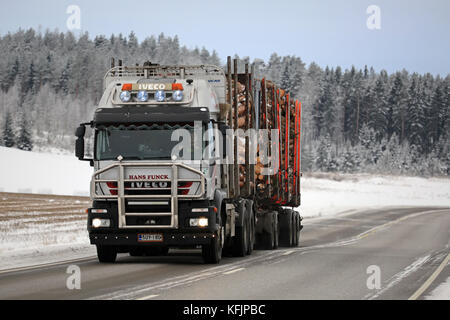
xmin=257 ymin=54 xmax=449 ymax=176
xmin=0 ymin=29 xmax=448 ymax=175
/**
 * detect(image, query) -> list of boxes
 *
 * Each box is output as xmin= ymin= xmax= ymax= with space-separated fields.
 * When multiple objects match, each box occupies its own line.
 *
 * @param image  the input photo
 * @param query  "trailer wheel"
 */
xmin=273 ymin=211 xmax=279 ymax=249
xmin=202 ymin=230 xmax=223 ymax=264
xmin=279 ymin=209 xmax=293 ymax=247
xmin=293 ymin=211 xmax=302 ymax=247
xmin=96 ymin=245 xmax=117 ymax=263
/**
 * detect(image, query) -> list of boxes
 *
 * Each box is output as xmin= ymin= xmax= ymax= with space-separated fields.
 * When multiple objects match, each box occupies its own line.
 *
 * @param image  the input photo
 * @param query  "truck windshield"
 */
xmin=95 ymin=124 xmax=202 ymax=161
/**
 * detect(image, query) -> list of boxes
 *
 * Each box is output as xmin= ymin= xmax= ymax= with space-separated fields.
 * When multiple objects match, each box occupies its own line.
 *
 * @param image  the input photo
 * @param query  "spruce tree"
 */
xmin=2 ymin=111 xmax=15 ymax=147
xmin=16 ymin=113 xmax=33 ymax=151
xmin=406 ymin=75 xmax=426 ymax=152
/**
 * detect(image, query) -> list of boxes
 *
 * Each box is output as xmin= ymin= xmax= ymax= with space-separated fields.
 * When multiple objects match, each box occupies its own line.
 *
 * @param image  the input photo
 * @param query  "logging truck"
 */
xmin=75 ymin=57 xmax=303 ymax=263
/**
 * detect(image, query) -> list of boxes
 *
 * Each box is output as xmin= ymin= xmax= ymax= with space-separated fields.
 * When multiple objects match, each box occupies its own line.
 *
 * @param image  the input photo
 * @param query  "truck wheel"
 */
xmin=246 ymin=201 xmax=255 ymax=256
xmin=279 ymin=209 xmax=293 ymax=247
xmin=97 ymin=245 xmax=117 ymax=263
xmin=273 ymin=211 xmax=279 ymax=249
xmin=232 ymin=202 xmax=249 ymax=257
xmin=202 ymin=231 xmax=222 ymax=264
xmin=293 ymin=211 xmax=302 ymax=247
xmin=262 ymin=211 xmax=278 ymax=250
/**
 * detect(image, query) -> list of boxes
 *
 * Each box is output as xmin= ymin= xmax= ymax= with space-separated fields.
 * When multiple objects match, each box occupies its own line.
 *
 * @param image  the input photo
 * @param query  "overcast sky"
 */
xmin=1 ymin=0 xmax=449 ymax=75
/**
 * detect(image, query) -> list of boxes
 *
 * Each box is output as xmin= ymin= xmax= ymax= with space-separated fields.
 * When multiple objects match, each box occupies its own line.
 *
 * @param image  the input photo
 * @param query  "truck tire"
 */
xmin=246 ymin=200 xmax=255 ymax=256
xmin=279 ymin=209 xmax=293 ymax=247
xmin=293 ymin=211 xmax=301 ymax=247
xmin=202 ymin=231 xmax=222 ymax=264
xmin=274 ymin=211 xmax=279 ymax=249
xmin=261 ymin=211 xmax=278 ymax=250
xmin=97 ymin=245 xmax=117 ymax=263
xmin=232 ymin=201 xmax=249 ymax=257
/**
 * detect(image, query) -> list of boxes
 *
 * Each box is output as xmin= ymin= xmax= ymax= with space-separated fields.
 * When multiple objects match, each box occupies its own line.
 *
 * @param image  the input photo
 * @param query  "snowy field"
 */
xmin=300 ymin=172 xmax=450 ymax=218
xmin=0 ymin=146 xmax=91 ymax=196
xmin=0 ymin=146 xmax=449 ymax=290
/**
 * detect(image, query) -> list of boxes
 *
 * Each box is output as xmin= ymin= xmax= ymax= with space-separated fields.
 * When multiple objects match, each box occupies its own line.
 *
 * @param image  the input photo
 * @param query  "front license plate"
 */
xmin=138 ymin=233 xmax=163 ymax=242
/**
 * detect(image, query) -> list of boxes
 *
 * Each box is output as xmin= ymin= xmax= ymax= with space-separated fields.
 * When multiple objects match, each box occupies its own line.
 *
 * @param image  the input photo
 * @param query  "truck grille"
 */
xmin=106 ymin=181 xmax=193 ymax=196
xmin=125 ymin=216 xmax=172 ymax=226
xmin=91 ymin=162 xmax=205 ymax=229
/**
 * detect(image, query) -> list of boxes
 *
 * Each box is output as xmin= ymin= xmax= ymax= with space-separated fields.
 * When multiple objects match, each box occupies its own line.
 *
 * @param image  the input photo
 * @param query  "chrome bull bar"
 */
xmin=91 ymin=162 xmax=205 ymax=229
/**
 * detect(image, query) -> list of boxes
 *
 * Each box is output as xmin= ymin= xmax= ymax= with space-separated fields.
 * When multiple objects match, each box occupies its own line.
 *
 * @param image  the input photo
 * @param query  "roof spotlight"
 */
xmin=155 ymin=90 xmax=166 ymax=102
xmin=120 ymin=90 xmax=131 ymax=102
xmin=137 ymin=90 xmax=148 ymax=102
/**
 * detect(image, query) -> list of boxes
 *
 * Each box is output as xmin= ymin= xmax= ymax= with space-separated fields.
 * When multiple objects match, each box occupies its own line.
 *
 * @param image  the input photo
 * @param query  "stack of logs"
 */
xmin=231 ymin=81 xmax=252 ymax=189
xmin=255 ymin=80 xmax=299 ymax=200
xmin=227 ymin=77 xmax=300 ymax=203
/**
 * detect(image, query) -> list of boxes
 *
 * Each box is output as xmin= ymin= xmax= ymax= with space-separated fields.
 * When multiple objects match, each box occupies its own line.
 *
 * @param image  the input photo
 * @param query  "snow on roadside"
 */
xmin=0 ymin=243 xmax=96 ymax=271
xmin=0 ymin=146 xmax=92 ymax=196
xmin=425 ymin=276 xmax=450 ymax=300
xmin=300 ymin=173 xmax=450 ymax=218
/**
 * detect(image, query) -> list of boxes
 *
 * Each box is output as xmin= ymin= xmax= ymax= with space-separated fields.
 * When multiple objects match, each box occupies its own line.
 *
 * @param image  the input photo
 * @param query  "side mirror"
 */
xmin=75 ymin=125 xmax=86 ymax=160
xmin=75 ymin=125 xmax=86 ymax=138
xmin=75 ymin=123 xmax=93 ymax=165
xmin=75 ymin=137 xmax=85 ymax=160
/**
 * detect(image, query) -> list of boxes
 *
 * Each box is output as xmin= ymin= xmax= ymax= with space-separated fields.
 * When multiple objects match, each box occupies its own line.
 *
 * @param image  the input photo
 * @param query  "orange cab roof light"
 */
xmin=122 ymin=83 xmax=132 ymax=91
xmin=172 ymin=83 xmax=184 ymax=91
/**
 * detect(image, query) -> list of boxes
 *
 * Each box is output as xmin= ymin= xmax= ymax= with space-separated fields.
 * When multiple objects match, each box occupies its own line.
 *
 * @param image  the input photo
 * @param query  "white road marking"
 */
xmin=223 ymin=267 xmax=245 ymax=275
xmin=409 ymin=253 xmax=450 ymax=300
xmin=282 ymin=250 xmax=295 ymax=256
xmin=136 ymin=294 xmax=159 ymax=300
xmin=89 ymin=252 xmax=281 ymax=300
xmin=366 ymin=255 xmax=431 ymax=300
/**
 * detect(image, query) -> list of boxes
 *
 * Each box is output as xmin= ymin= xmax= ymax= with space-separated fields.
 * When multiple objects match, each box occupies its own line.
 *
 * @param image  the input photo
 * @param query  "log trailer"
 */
xmin=75 ymin=57 xmax=303 ymax=263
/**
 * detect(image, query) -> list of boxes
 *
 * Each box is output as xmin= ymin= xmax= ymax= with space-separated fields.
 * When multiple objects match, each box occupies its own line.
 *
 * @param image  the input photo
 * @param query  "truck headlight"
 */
xmin=92 ymin=218 xmax=110 ymax=228
xmin=189 ymin=217 xmax=208 ymax=227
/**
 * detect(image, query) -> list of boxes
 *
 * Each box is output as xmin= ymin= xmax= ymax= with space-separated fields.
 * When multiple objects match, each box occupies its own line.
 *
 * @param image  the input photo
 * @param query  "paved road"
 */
xmin=0 ymin=207 xmax=448 ymax=300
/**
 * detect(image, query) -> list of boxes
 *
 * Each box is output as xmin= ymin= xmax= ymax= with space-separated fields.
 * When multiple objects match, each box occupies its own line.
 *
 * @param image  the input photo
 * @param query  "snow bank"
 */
xmin=426 ymin=276 xmax=450 ymax=300
xmin=0 ymin=146 xmax=92 ymax=196
xmin=300 ymin=174 xmax=450 ymax=218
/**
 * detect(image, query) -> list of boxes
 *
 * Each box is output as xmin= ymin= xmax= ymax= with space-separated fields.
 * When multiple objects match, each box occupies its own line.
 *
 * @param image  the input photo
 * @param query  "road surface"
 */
xmin=0 ymin=205 xmax=448 ymax=300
